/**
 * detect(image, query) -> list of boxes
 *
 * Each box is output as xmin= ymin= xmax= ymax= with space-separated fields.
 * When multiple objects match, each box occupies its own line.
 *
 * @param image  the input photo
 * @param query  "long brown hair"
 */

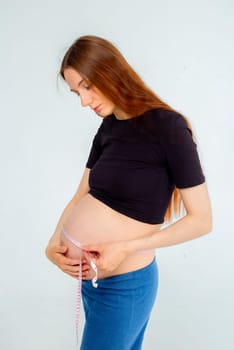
xmin=59 ymin=35 xmax=195 ymax=224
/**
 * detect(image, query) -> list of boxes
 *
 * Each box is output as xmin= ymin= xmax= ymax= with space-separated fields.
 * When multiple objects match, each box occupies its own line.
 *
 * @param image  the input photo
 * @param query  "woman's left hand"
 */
xmin=82 ymin=241 xmax=131 ymax=272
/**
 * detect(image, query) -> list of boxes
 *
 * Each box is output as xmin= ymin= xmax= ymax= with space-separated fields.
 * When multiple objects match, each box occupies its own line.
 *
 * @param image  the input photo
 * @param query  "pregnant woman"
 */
xmin=45 ymin=35 xmax=212 ymax=350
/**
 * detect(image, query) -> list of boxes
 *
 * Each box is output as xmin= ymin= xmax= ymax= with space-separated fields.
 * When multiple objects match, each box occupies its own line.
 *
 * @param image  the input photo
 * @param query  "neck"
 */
xmin=113 ymin=107 xmax=133 ymax=120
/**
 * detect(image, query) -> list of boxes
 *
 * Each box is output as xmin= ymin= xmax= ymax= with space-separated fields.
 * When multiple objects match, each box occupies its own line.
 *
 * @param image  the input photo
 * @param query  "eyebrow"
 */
xmin=70 ymin=78 xmax=85 ymax=92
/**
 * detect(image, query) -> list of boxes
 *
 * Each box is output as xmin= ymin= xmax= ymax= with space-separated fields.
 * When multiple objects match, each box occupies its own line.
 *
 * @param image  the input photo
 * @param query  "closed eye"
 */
xmin=71 ymin=91 xmax=80 ymax=97
xmin=70 ymin=89 xmax=79 ymax=95
xmin=84 ymin=84 xmax=92 ymax=90
xmin=70 ymin=83 xmax=92 ymax=96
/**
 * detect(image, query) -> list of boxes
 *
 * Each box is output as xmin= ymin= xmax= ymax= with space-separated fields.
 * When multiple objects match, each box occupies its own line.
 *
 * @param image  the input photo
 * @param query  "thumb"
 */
xmin=82 ymin=245 xmax=100 ymax=259
xmin=57 ymin=245 xmax=68 ymax=253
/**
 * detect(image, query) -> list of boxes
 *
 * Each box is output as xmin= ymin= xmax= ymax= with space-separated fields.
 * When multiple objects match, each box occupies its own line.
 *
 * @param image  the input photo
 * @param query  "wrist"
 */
xmin=123 ymin=238 xmax=147 ymax=255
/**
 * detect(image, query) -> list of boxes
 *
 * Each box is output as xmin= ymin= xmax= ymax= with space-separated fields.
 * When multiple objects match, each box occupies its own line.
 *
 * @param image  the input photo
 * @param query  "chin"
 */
xmin=98 ymin=110 xmax=112 ymax=118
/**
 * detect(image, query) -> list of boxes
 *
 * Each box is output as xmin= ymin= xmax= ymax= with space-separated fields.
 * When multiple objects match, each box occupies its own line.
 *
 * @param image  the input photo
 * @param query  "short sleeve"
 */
xmin=85 ymin=124 xmax=103 ymax=169
xmin=161 ymin=113 xmax=206 ymax=188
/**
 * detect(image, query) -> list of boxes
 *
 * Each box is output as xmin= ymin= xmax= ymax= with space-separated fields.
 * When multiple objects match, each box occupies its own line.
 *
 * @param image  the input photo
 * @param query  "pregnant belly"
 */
xmin=61 ymin=193 xmax=161 ymax=278
xmin=63 ymin=193 xmax=161 ymax=244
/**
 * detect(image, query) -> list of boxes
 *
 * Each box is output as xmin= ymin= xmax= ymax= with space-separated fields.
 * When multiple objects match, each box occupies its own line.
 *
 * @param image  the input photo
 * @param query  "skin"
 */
xmin=45 ymin=67 xmax=136 ymax=278
xmin=46 ymin=168 xmax=92 ymax=279
xmin=63 ymin=67 xmax=131 ymax=120
xmin=84 ymin=181 xmax=213 ymax=272
xmin=45 ymin=67 xmax=213 ymax=278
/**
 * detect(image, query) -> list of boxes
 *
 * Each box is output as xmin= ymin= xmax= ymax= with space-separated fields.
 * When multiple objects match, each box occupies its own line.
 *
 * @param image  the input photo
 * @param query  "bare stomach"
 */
xmin=60 ymin=193 xmax=162 ymax=279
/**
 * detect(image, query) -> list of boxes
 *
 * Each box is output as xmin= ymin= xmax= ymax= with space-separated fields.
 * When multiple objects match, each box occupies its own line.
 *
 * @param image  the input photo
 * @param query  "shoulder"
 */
xmin=136 ymin=108 xmax=191 ymax=141
xmin=142 ymin=108 xmax=188 ymax=129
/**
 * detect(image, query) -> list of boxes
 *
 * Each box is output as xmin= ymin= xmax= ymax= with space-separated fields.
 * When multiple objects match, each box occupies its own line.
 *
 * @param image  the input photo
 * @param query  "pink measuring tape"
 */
xmin=61 ymin=226 xmax=98 ymax=343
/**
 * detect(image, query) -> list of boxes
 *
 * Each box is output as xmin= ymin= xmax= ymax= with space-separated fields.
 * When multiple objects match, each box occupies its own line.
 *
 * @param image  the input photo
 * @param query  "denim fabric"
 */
xmin=80 ymin=258 xmax=159 ymax=350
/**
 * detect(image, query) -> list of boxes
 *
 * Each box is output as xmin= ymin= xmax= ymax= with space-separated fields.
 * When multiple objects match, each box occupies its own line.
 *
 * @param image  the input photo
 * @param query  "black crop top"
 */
xmin=85 ymin=108 xmax=205 ymax=224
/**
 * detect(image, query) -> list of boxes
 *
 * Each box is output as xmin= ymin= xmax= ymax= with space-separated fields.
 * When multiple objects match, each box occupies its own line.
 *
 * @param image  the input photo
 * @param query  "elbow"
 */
xmin=201 ymin=212 xmax=213 ymax=235
xmin=204 ymin=223 xmax=213 ymax=235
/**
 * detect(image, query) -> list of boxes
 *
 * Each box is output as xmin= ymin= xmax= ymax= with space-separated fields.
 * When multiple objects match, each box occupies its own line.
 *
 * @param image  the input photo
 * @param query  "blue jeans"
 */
xmin=80 ymin=258 xmax=159 ymax=350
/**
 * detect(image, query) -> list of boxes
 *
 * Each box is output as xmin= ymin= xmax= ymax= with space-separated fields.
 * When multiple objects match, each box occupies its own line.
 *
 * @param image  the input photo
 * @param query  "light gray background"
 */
xmin=1 ymin=0 xmax=233 ymax=349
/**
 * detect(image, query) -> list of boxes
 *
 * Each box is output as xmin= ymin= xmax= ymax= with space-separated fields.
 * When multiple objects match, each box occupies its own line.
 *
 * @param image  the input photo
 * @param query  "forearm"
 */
xmin=126 ymin=213 xmax=212 ymax=253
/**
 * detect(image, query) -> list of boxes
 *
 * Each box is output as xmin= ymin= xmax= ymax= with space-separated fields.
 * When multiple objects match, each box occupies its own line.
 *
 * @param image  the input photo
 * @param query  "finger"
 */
xmin=81 ymin=257 xmax=90 ymax=265
xmin=82 ymin=245 xmax=100 ymax=254
xmin=63 ymin=263 xmax=90 ymax=274
xmin=82 ymin=270 xmax=90 ymax=277
xmin=63 ymin=265 xmax=82 ymax=273
xmin=52 ymin=251 xmax=79 ymax=264
xmin=67 ymin=272 xmax=79 ymax=278
xmin=65 ymin=269 xmax=90 ymax=279
xmin=55 ymin=245 xmax=68 ymax=253
xmin=70 ymin=271 xmax=89 ymax=279
xmin=63 ymin=258 xmax=82 ymax=266
xmin=67 ymin=264 xmax=90 ymax=273
xmin=81 ymin=263 xmax=89 ymax=271
xmin=82 ymin=256 xmax=91 ymax=262
xmin=81 ymin=263 xmax=90 ymax=270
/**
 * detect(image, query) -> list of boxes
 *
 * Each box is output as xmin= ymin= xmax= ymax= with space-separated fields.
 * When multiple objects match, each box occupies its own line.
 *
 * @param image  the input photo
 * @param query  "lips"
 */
xmin=93 ymin=104 xmax=102 ymax=112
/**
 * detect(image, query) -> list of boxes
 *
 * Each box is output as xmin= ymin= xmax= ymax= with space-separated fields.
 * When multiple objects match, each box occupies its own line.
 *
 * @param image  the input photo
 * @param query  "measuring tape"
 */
xmin=61 ymin=226 xmax=98 ymax=343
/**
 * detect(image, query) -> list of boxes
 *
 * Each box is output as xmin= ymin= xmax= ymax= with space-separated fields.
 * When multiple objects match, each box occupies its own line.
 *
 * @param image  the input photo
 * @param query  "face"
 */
xmin=63 ymin=67 xmax=116 ymax=118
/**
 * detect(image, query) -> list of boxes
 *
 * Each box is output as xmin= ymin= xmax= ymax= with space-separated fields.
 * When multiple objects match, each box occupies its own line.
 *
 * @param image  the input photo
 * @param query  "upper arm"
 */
xmin=158 ymin=111 xmax=212 ymax=227
xmin=71 ymin=167 xmax=91 ymax=202
xmin=178 ymin=182 xmax=213 ymax=230
xmin=161 ymin=112 xmax=206 ymax=188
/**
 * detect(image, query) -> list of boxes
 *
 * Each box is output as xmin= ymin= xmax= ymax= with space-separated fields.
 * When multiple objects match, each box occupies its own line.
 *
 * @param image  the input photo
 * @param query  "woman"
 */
xmin=45 ymin=35 xmax=212 ymax=350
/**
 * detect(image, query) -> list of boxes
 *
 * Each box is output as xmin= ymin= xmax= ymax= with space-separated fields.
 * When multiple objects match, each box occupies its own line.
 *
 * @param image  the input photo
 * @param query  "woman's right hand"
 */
xmin=45 ymin=245 xmax=90 ymax=279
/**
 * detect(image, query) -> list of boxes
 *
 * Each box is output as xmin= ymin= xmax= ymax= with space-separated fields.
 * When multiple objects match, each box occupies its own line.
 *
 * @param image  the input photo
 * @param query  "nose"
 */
xmin=80 ymin=91 xmax=92 ymax=107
